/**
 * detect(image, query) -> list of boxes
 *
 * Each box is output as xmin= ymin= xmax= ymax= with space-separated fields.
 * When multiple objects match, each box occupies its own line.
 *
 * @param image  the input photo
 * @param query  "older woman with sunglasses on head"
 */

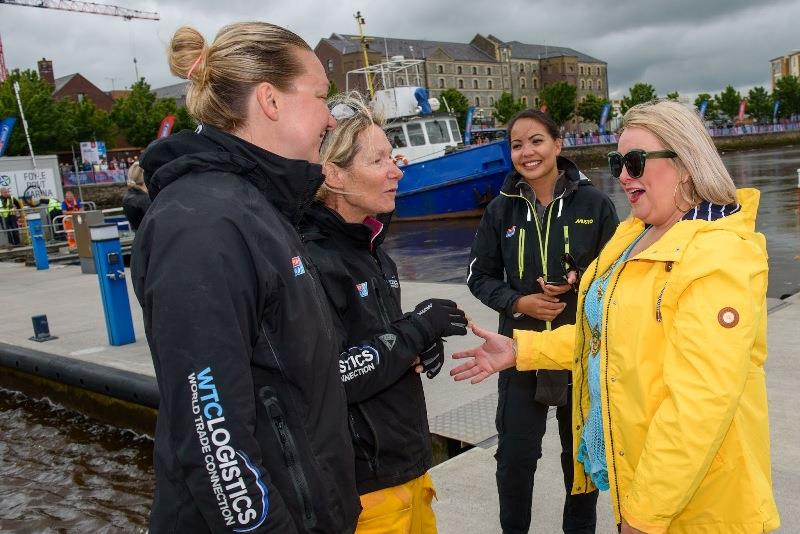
xmin=300 ymin=94 xmax=468 ymax=533
xmin=452 ymin=100 xmax=780 ymax=533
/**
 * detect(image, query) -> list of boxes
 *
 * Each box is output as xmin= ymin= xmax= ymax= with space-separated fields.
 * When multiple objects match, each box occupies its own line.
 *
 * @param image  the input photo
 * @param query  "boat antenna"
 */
xmin=354 ymin=11 xmax=374 ymax=97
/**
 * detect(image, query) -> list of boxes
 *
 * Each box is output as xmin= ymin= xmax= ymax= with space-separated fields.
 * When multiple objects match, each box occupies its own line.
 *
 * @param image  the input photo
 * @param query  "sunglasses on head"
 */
xmin=607 ymin=149 xmax=677 ymax=178
xmin=329 ymin=102 xmax=359 ymax=121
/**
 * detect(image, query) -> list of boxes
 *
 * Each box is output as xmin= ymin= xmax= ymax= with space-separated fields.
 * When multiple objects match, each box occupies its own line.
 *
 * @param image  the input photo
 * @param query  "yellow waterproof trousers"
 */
xmin=355 ymin=472 xmax=438 ymax=534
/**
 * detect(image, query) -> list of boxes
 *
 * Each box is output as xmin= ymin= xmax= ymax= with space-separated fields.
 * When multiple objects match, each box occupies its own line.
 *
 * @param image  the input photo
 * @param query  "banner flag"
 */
xmin=0 ymin=116 xmax=16 ymax=157
xmin=737 ymin=100 xmax=746 ymax=123
xmin=464 ymin=106 xmax=475 ymax=145
xmin=772 ymin=100 xmax=781 ymax=122
xmin=698 ymin=100 xmax=709 ymax=118
xmin=598 ymin=102 xmax=612 ymax=135
xmin=157 ymin=115 xmax=177 ymax=139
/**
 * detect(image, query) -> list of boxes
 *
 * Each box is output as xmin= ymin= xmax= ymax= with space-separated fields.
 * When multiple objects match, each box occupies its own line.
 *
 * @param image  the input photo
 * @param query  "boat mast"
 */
xmin=354 ymin=11 xmax=374 ymax=97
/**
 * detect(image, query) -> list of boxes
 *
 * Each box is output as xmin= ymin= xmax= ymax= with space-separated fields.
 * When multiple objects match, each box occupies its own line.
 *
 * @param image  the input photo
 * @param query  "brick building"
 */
xmin=770 ymin=50 xmax=800 ymax=90
xmin=37 ymin=58 xmax=115 ymax=111
xmin=315 ymin=33 xmax=608 ymax=130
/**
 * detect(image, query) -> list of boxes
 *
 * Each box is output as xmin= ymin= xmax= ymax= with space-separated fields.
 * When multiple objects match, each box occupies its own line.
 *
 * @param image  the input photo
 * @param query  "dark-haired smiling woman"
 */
xmin=453 ymin=101 xmax=780 ymax=533
xmin=467 ymin=109 xmax=618 ymax=533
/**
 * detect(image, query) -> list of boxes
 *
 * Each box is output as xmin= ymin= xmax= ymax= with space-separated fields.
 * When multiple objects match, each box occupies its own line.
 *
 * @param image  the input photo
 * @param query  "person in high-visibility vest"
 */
xmin=0 ymin=187 xmax=23 ymax=246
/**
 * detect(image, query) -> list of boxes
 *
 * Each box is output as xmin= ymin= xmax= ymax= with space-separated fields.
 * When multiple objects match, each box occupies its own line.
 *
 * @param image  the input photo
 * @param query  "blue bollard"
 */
xmin=26 ymin=213 xmax=49 ymax=270
xmin=89 ymin=223 xmax=135 ymax=346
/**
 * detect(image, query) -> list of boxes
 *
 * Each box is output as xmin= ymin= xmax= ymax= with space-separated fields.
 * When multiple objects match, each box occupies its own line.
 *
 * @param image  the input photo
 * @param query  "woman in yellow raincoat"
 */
xmin=451 ymin=100 xmax=780 ymax=534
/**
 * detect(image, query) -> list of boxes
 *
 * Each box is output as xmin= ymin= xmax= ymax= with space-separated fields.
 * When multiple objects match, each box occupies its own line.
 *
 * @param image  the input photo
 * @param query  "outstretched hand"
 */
xmin=450 ymin=323 xmax=516 ymax=384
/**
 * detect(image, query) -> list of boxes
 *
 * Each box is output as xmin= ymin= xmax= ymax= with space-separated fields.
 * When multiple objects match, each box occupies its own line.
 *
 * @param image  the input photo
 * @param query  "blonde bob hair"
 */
xmin=316 ymin=92 xmax=385 ymax=201
xmin=622 ymin=100 xmax=737 ymax=206
xmin=168 ymin=22 xmax=310 ymax=131
xmin=127 ymin=162 xmax=145 ymax=188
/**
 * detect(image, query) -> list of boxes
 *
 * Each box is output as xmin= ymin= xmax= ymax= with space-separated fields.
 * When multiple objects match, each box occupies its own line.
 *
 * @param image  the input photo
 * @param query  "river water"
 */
xmin=1 ymin=145 xmax=798 ymax=531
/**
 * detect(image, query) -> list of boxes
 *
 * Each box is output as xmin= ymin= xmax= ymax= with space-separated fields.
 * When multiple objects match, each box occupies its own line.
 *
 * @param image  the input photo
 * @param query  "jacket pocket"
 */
xmin=371 ymin=277 xmax=393 ymax=328
xmin=258 ymin=386 xmax=317 ymax=530
xmin=349 ymin=405 xmax=381 ymax=475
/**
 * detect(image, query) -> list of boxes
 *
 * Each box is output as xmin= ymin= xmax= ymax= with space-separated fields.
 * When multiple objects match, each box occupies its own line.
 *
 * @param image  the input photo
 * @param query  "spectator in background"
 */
xmin=0 ymin=187 xmax=23 ymax=246
xmin=122 ymin=162 xmax=151 ymax=231
xmin=62 ymin=191 xmax=82 ymax=213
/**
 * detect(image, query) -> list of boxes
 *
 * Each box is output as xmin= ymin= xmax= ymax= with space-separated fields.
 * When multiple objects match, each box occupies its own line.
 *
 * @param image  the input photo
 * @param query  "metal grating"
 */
xmin=429 ymin=392 xmax=498 ymax=446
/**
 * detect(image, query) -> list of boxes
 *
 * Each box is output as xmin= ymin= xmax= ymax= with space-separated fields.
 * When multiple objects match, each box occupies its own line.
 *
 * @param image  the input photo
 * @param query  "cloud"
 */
xmin=1 ymin=0 xmax=797 ymax=99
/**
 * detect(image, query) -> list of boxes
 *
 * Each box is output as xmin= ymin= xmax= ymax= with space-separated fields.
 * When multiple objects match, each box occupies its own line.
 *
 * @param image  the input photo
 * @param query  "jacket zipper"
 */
xmin=259 ymin=387 xmax=317 ymax=529
xmin=517 ymin=228 xmax=526 ymax=279
xmin=302 ymin=255 xmax=335 ymax=338
xmin=601 ymin=262 xmax=628 ymax=520
xmin=371 ymin=277 xmax=393 ymax=329
xmin=349 ymin=411 xmax=379 ymax=474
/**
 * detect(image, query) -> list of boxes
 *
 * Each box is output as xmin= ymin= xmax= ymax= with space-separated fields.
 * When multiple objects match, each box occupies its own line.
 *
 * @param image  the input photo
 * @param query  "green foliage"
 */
xmin=110 ymin=79 xmax=163 ymax=148
xmin=714 ymin=85 xmax=742 ymax=120
xmin=438 ymin=88 xmax=470 ymax=130
xmin=773 ymin=75 xmax=800 ymax=117
xmin=666 ymin=91 xmax=680 ymax=101
xmin=0 ymin=69 xmax=116 ymax=156
xmin=174 ymin=107 xmax=197 ymax=133
xmin=539 ymin=81 xmax=576 ymax=126
xmin=577 ymin=93 xmax=614 ymax=125
xmin=620 ymin=83 xmax=657 ymax=114
xmin=492 ymin=92 xmax=526 ymax=125
xmin=746 ymin=86 xmax=772 ymax=123
xmin=327 ymin=80 xmax=338 ymax=98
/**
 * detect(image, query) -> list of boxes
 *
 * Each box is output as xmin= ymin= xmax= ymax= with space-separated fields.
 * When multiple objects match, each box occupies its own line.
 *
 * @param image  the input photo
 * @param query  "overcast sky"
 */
xmin=2 ymin=0 xmax=798 ymax=100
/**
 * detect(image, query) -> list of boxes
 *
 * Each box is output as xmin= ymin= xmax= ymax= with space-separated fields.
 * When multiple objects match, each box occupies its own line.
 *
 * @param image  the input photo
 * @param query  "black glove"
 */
xmin=410 ymin=299 xmax=468 ymax=344
xmin=420 ymin=339 xmax=445 ymax=379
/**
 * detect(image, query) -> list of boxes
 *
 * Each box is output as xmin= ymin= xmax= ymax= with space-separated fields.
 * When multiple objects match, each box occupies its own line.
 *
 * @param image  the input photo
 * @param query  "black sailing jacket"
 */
xmin=300 ymin=202 xmax=433 ymax=495
xmin=467 ymin=156 xmax=618 ymax=400
xmin=132 ymin=126 xmax=360 ymax=533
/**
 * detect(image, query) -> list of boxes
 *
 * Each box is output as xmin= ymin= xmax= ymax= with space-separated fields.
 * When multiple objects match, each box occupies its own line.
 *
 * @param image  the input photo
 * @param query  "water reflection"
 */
xmin=385 ymin=145 xmax=800 ymax=298
xmin=0 ymin=389 xmax=153 ymax=532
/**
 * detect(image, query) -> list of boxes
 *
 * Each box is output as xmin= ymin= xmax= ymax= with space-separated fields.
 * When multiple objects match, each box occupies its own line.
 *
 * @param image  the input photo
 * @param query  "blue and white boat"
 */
xmin=352 ymin=58 xmax=512 ymax=220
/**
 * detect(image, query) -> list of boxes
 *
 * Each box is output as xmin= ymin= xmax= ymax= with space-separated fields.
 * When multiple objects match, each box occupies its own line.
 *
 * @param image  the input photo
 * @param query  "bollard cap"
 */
xmin=89 ymin=223 xmax=119 ymax=241
xmin=26 ymin=213 xmax=41 ymax=220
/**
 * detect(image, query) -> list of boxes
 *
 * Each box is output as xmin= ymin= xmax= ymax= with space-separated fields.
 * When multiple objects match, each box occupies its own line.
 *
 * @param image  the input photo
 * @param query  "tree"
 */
xmin=773 ymin=75 xmax=800 ymax=118
xmin=327 ymin=80 xmax=339 ymax=98
xmin=539 ymin=81 xmax=577 ymax=126
xmin=620 ymin=83 xmax=657 ymax=114
xmin=746 ymin=86 xmax=772 ymax=123
xmin=438 ymin=88 xmax=470 ymax=130
xmin=666 ymin=91 xmax=680 ymax=101
xmin=714 ymin=85 xmax=742 ymax=120
xmin=111 ymin=78 xmax=190 ymax=148
xmin=492 ymin=92 xmax=525 ymax=125
xmin=577 ymin=93 xmax=614 ymax=126
xmin=0 ymin=70 xmax=67 ymax=156
xmin=60 ymin=97 xmax=116 ymax=149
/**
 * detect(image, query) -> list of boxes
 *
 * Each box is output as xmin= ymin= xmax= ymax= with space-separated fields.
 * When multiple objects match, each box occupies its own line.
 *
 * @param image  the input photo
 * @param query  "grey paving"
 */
xmin=0 ymin=261 xmax=797 ymax=532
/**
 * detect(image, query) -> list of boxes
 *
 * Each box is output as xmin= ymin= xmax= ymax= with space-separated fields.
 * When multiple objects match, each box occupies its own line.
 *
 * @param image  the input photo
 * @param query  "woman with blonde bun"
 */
xmin=121 ymin=162 xmax=150 ymax=230
xmin=131 ymin=22 xmax=360 ymax=533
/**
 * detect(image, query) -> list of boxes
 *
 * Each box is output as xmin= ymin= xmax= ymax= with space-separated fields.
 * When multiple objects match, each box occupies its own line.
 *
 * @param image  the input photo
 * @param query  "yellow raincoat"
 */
xmin=514 ymin=188 xmax=779 ymax=533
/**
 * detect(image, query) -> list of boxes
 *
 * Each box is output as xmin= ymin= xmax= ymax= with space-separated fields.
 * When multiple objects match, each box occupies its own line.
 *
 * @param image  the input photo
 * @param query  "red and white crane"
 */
xmin=0 ymin=0 xmax=159 ymax=81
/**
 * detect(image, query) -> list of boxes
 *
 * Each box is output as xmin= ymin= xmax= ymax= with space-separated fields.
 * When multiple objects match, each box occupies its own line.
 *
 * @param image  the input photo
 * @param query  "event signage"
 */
xmin=79 ymin=140 xmax=108 ymax=164
xmin=598 ymin=102 xmax=612 ymax=135
xmin=0 ymin=168 xmax=59 ymax=200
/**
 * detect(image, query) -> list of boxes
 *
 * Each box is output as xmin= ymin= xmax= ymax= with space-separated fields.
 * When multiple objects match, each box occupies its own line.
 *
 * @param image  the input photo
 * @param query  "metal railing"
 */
xmin=0 ymin=206 xmax=132 ymax=249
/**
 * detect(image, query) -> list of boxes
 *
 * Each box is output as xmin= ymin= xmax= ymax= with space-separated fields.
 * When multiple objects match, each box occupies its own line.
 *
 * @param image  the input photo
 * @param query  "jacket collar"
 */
xmin=302 ymin=201 xmax=391 ymax=250
xmin=141 ymin=124 xmax=324 ymax=225
xmin=601 ymin=188 xmax=760 ymax=267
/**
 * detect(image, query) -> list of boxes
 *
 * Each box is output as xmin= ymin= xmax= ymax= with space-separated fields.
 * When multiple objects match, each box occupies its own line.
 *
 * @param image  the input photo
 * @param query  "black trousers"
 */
xmin=1 ymin=215 xmax=20 ymax=246
xmin=495 ymin=368 xmax=598 ymax=534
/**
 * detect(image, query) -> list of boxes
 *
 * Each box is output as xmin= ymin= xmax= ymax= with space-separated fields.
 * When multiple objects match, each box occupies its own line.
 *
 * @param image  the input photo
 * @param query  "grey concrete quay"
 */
xmin=0 ymin=261 xmax=796 ymax=532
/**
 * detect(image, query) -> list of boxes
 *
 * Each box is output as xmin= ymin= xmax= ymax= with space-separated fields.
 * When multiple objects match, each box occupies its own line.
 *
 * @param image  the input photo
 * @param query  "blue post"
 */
xmin=26 ymin=213 xmax=49 ymax=270
xmin=90 ymin=223 xmax=135 ymax=346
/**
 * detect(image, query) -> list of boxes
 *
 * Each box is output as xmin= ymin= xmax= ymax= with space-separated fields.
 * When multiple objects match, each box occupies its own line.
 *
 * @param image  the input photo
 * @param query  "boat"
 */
xmin=347 ymin=57 xmax=512 ymax=220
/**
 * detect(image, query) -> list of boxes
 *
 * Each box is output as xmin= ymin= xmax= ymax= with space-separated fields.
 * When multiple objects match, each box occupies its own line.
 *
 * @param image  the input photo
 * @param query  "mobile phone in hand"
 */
xmin=544 ymin=279 xmax=570 ymax=286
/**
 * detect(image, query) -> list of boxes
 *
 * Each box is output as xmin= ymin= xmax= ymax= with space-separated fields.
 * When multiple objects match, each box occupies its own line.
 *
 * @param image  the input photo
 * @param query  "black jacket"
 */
xmin=132 ymin=126 xmax=360 ymax=533
xmin=300 ymin=203 xmax=433 ymax=495
xmin=122 ymin=187 xmax=151 ymax=230
xmin=467 ymin=157 xmax=618 ymax=402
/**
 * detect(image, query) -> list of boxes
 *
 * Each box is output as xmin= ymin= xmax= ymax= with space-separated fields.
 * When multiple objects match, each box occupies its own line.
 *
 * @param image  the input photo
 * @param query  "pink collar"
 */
xmin=362 ymin=216 xmax=384 ymax=249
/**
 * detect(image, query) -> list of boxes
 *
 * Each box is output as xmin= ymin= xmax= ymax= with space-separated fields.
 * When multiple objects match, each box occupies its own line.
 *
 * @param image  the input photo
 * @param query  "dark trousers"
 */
xmin=495 ymin=368 xmax=598 ymax=534
xmin=1 ymin=215 xmax=20 ymax=246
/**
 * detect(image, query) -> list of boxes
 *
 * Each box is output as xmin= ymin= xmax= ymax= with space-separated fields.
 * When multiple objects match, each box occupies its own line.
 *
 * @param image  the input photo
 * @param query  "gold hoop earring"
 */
xmin=673 ymin=181 xmax=692 ymax=213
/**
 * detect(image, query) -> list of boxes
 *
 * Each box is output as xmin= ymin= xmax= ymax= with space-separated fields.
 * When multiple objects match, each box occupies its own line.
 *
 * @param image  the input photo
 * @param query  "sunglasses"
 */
xmin=329 ymin=102 xmax=359 ymax=121
xmin=607 ymin=149 xmax=677 ymax=178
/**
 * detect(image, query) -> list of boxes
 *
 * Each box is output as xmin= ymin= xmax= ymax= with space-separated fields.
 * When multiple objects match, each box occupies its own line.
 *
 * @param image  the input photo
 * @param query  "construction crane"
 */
xmin=0 ymin=0 xmax=158 ymax=82
xmin=0 ymin=0 xmax=159 ymax=20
